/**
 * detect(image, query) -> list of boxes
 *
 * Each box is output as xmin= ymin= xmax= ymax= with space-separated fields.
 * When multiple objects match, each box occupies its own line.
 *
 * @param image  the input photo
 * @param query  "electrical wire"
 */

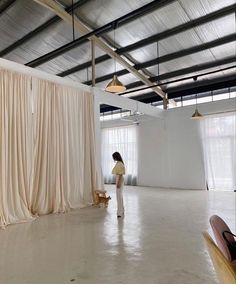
xmin=72 ymin=0 xmax=75 ymax=41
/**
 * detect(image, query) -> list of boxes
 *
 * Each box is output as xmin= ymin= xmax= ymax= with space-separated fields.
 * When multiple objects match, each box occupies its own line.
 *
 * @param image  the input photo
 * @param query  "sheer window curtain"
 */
xmin=200 ymin=113 xmax=236 ymax=191
xmin=101 ymin=125 xmax=138 ymax=185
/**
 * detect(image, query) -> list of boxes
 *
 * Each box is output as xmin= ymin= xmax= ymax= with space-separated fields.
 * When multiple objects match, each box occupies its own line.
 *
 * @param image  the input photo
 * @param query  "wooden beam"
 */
xmin=33 ymin=0 xmax=165 ymax=98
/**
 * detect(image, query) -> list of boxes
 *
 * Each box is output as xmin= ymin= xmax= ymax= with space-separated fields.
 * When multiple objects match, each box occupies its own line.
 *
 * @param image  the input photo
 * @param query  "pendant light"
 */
xmin=105 ymin=75 xmax=126 ymax=93
xmin=191 ymin=93 xmax=204 ymax=119
xmin=105 ymin=26 xmax=126 ymax=93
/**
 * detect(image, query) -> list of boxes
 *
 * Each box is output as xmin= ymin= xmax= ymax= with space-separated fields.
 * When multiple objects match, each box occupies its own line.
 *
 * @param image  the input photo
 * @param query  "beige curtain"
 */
xmin=0 ymin=69 xmax=98 ymax=226
xmin=0 ymin=70 xmax=34 ymax=227
xmin=31 ymin=79 xmax=97 ymax=215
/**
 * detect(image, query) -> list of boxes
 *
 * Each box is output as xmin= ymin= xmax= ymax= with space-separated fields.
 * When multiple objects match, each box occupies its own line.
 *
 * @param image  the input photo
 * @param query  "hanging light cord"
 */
xmin=157 ymin=41 xmax=160 ymax=82
xmin=113 ymin=23 xmax=117 ymax=74
xmin=72 ymin=0 xmax=75 ymax=41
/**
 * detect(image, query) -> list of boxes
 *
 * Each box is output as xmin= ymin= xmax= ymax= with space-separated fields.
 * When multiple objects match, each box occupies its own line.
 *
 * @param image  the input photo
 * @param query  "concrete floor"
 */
xmin=0 ymin=186 xmax=235 ymax=284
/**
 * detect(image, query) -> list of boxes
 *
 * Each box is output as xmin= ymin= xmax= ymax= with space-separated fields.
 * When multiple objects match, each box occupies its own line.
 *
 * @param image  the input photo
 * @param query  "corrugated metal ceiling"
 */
xmin=0 ymin=0 xmax=235 ymax=105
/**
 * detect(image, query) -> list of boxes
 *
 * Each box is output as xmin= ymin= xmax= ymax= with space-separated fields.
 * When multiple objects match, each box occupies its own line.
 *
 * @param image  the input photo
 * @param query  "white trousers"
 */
xmin=116 ymin=182 xmax=124 ymax=216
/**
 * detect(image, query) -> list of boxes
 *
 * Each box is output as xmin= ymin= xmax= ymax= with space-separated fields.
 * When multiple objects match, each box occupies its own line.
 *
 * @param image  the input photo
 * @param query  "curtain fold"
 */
xmin=0 ymin=68 xmax=98 ymax=227
xmin=31 ymin=79 xmax=96 ymax=215
xmin=0 ymin=70 xmax=34 ymax=227
xmin=101 ymin=125 xmax=138 ymax=185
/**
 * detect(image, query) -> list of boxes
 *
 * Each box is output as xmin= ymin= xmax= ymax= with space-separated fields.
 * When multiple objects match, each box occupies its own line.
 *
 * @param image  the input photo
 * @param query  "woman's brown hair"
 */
xmin=112 ymin=152 xmax=124 ymax=164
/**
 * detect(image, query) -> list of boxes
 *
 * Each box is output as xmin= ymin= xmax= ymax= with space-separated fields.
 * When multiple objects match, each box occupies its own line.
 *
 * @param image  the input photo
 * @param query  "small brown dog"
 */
xmin=94 ymin=190 xmax=111 ymax=207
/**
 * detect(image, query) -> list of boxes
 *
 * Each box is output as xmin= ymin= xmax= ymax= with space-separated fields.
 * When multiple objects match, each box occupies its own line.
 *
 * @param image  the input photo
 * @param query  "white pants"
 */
xmin=116 ymin=181 xmax=124 ymax=216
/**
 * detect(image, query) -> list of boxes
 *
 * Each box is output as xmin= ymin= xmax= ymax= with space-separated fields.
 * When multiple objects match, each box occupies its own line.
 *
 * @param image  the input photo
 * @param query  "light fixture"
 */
xmin=191 ymin=94 xmax=204 ymax=119
xmin=105 ymin=75 xmax=126 ymax=93
xmin=105 ymin=26 xmax=126 ymax=93
xmin=191 ymin=108 xmax=203 ymax=119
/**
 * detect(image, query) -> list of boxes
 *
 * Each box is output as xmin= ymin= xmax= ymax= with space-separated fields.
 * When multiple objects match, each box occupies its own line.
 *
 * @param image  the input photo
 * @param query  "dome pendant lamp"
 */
xmin=105 ymin=26 xmax=126 ymax=93
xmin=105 ymin=74 xmax=126 ymax=93
xmin=191 ymin=94 xmax=204 ymax=120
xmin=191 ymin=108 xmax=203 ymax=119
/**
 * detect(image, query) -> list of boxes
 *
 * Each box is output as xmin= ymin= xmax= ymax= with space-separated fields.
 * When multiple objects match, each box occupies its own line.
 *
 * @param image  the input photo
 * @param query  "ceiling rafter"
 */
xmin=0 ymin=0 xmax=17 ymax=16
xmin=129 ymin=73 xmax=236 ymax=103
xmin=83 ymin=53 xmax=236 ymax=86
xmin=33 ymin=0 xmax=166 ymax=98
xmin=26 ymin=0 xmax=176 ymax=68
xmin=118 ymin=64 xmax=236 ymax=97
xmin=167 ymin=74 xmax=236 ymax=97
xmin=59 ymin=31 xmax=235 ymax=77
xmin=100 ymin=73 xmax=236 ymax=112
xmin=135 ymin=34 xmax=236 ymax=69
xmin=56 ymin=3 xmax=236 ymax=77
xmin=123 ymin=56 xmax=236 ymax=90
xmin=82 ymin=33 xmax=236 ymax=86
xmin=1 ymin=0 xmax=234 ymax=107
xmin=0 ymin=0 xmax=88 ymax=57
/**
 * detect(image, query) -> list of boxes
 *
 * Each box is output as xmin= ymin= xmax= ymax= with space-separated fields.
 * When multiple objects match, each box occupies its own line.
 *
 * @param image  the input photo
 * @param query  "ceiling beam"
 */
xmin=100 ymin=73 xmax=236 ymax=112
xmin=83 ymin=34 xmax=236 ymax=85
xmin=60 ymin=33 xmax=236 ymax=77
xmin=138 ymin=74 xmax=236 ymax=103
xmin=109 ymin=73 xmax=236 ymax=107
xmin=58 ymin=54 xmax=110 ymax=77
xmin=57 ymin=3 xmax=236 ymax=77
xmin=26 ymin=0 xmax=175 ymax=67
xmin=119 ymin=3 xmax=236 ymax=54
xmin=33 ymin=0 xmax=166 ymax=98
xmin=0 ymin=0 xmax=17 ymax=16
xmin=0 ymin=0 xmax=87 ymax=57
xmin=95 ymin=88 xmax=163 ymax=118
xmin=167 ymin=74 xmax=236 ymax=98
xmin=135 ymin=34 xmax=236 ymax=69
xmin=84 ymin=56 xmax=236 ymax=88
xmin=124 ymin=56 xmax=236 ymax=90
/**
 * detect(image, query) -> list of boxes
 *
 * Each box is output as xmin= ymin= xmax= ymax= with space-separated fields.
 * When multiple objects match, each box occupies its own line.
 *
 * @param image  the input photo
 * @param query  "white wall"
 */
xmin=164 ymin=106 xmax=205 ymax=190
xmin=137 ymin=117 xmax=168 ymax=188
xmin=102 ymin=99 xmax=235 ymax=190
xmin=93 ymin=90 xmax=163 ymax=190
xmin=138 ymin=99 xmax=235 ymax=189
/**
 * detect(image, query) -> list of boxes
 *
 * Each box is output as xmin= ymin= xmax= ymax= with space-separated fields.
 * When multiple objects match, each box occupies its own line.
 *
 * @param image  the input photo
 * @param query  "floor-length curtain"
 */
xmin=31 ymin=79 xmax=97 ymax=214
xmin=200 ymin=113 xmax=236 ymax=191
xmin=0 ymin=70 xmax=34 ymax=227
xmin=101 ymin=125 xmax=138 ymax=185
xmin=0 ymin=68 xmax=98 ymax=227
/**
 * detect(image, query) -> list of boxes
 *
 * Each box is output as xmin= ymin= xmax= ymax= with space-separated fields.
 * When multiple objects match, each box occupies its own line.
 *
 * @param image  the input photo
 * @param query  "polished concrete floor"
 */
xmin=0 ymin=186 xmax=235 ymax=284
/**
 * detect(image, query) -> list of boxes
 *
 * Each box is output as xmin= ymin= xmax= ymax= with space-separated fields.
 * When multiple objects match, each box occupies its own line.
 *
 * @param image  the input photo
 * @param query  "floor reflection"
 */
xmin=103 ymin=191 xmax=141 ymax=260
xmin=1 ymin=186 xmax=233 ymax=283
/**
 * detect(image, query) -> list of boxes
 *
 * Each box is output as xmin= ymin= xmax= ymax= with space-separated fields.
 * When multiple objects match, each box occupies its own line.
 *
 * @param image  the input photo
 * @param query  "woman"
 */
xmin=112 ymin=152 xmax=126 ymax=218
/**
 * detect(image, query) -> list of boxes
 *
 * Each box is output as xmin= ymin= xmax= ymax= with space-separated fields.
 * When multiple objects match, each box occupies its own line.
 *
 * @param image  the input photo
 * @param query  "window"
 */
xmin=201 ymin=113 xmax=236 ymax=191
xmin=101 ymin=125 xmax=138 ymax=185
